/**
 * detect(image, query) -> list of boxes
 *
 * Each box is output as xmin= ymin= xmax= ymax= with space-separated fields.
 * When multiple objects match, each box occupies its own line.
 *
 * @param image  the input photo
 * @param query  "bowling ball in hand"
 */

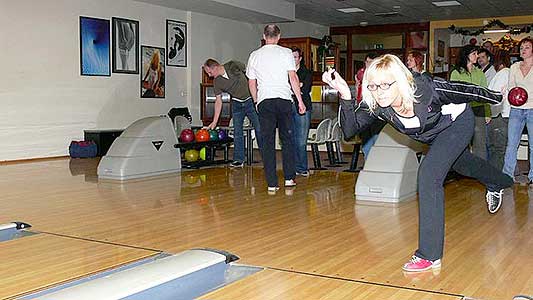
xmin=180 ymin=129 xmax=195 ymax=143
xmin=508 ymin=87 xmax=528 ymax=107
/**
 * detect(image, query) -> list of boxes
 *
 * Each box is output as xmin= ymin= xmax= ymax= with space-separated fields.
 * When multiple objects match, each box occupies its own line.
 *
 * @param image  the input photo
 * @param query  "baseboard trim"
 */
xmin=1 ymin=155 xmax=70 ymax=165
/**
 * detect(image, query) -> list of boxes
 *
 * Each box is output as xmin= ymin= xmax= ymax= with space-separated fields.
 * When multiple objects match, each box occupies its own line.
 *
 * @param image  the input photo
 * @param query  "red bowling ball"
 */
xmin=179 ymin=129 xmax=195 ymax=143
xmin=508 ymin=87 xmax=528 ymax=107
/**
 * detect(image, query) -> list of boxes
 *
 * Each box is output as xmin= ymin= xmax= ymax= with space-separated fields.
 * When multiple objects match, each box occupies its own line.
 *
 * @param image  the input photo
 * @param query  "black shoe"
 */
xmin=296 ymin=171 xmax=310 ymax=177
xmin=485 ymin=189 xmax=503 ymax=214
xmin=229 ymin=161 xmax=244 ymax=168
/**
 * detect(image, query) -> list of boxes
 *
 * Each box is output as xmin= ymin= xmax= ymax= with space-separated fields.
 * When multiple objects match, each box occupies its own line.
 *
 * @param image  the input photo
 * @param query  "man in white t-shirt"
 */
xmin=246 ymin=24 xmax=306 ymax=192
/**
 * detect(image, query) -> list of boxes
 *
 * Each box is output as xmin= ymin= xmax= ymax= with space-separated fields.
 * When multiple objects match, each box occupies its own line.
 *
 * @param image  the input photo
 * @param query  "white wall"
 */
xmin=275 ymin=20 xmax=329 ymax=39
xmin=0 ymin=0 xmax=327 ymax=161
xmin=0 ymin=0 xmax=189 ymax=161
xmin=189 ymin=12 xmax=263 ymax=124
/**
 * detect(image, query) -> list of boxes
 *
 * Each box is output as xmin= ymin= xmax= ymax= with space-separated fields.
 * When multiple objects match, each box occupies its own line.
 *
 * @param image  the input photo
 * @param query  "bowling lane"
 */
xmin=199 ymin=269 xmax=462 ymax=300
xmin=0 ymin=233 xmax=158 ymax=300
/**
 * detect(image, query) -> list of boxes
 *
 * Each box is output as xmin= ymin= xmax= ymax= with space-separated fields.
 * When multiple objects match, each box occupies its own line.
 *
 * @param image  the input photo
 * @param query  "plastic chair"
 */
xmin=341 ymin=132 xmax=363 ymax=173
xmin=326 ymin=121 xmax=348 ymax=167
xmin=307 ymin=118 xmax=331 ymax=170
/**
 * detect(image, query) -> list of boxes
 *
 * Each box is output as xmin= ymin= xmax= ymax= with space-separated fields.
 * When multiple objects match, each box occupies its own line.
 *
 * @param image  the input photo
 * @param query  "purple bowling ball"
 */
xmin=218 ymin=129 xmax=227 ymax=140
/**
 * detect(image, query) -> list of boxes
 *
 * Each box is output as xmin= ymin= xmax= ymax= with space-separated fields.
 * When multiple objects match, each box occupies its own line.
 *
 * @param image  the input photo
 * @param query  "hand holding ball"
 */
xmin=508 ymin=87 xmax=528 ymax=107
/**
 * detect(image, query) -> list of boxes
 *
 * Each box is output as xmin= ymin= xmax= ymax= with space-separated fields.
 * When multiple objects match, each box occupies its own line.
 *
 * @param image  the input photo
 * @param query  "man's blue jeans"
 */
xmin=292 ymin=107 xmax=311 ymax=173
xmin=232 ymin=98 xmax=261 ymax=162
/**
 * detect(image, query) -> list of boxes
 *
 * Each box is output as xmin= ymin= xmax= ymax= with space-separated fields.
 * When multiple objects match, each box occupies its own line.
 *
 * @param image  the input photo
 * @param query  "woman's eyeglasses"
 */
xmin=367 ymin=81 xmax=396 ymax=91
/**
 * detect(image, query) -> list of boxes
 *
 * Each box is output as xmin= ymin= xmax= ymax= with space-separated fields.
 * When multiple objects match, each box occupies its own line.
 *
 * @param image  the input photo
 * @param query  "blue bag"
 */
xmin=69 ymin=141 xmax=98 ymax=158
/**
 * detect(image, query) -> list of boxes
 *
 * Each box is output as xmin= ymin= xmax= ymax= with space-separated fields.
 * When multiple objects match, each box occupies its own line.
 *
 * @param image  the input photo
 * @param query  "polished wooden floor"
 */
xmin=0 ymin=157 xmax=531 ymax=300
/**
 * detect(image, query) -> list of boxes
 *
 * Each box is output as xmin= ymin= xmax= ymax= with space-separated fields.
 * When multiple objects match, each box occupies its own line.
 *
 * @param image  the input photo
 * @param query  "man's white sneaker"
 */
xmin=284 ymin=179 xmax=296 ymax=187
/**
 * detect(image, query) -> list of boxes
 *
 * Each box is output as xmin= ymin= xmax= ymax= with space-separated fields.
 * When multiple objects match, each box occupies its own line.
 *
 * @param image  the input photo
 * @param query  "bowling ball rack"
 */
xmin=175 ymin=137 xmax=234 ymax=169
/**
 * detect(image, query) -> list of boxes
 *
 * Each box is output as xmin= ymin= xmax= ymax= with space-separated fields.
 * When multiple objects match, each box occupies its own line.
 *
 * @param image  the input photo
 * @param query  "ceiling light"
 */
xmin=337 ymin=7 xmax=365 ymax=13
xmin=483 ymin=29 xmax=510 ymax=33
xmin=432 ymin=1 xmax=461 ymax=7
xmin=374 ymin=11 xmax=400 ymax=17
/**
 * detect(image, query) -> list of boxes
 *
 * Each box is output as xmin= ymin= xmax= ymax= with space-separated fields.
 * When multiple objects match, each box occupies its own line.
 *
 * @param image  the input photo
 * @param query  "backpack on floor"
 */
xmin=69 ymin=141 xmax=97 ymax=158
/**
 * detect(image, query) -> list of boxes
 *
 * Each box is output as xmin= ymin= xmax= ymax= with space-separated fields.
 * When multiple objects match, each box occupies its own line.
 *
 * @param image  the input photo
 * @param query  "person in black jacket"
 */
xmin=291 ymin=47 xmax=313 ymax=176
xmin=322 ymin=54 xmax=513 ymax=273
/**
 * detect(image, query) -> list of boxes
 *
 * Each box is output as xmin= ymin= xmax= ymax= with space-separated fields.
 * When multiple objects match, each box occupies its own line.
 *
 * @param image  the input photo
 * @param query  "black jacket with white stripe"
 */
xmin=339 ymin=72 xmax=502 ymax=144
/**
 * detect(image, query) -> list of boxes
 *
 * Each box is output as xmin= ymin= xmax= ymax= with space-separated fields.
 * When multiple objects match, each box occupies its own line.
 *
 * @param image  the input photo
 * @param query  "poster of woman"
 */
xmin=141 ymin=46 xmax=165 ymax=98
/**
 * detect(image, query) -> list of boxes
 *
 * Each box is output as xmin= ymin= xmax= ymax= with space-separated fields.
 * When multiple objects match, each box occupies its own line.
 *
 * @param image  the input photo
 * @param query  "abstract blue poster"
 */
xmin=80 ymin=16 xmax=110 ymax=76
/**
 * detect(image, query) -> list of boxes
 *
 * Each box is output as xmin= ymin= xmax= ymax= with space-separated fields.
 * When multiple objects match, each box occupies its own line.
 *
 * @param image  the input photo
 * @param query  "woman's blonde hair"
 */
xmin=150 ymin=50 xmax=161 ymax=70
xmin=361 ymin=54 xmax=417 ymax=112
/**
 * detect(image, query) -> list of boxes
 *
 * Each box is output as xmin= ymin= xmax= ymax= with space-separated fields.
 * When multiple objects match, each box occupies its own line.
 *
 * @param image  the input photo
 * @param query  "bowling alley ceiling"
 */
xmin=136 ymin=0 xmax=533 ymax=26
xmin=286 ymin=0 xmax=533 ymax=26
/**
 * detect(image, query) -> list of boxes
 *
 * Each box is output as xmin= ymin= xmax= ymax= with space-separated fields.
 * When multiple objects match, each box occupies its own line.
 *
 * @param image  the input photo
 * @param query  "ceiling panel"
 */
xmin=285 ymin=0 xmax=533 ymax=26
xmin=135 ymin=0 xmax=533 ymax=26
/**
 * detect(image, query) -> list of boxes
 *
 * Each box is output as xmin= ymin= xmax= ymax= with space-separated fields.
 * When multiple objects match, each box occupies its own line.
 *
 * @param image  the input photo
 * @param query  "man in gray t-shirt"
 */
xmin=203 ymin=59 xmax=262 ymax=167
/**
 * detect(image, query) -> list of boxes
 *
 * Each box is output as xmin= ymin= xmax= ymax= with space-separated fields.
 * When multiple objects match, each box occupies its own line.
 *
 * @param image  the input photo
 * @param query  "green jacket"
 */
xmin=450 ymin=67 xmax=490 ymax=117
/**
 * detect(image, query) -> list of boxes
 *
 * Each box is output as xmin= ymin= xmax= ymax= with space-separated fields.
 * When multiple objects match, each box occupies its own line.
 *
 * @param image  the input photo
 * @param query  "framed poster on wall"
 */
xmin=438 ymin=40 xmax=446 ymax=58
xmin=141 ymin=45 xmax=165 ymax=98
xmin=79 ymin=16 xmax=110 ymax=76
xmin=166 ymin=19 xmax=187 ymax=67
xmin=112 ymin=17 xmax=139 ymax=74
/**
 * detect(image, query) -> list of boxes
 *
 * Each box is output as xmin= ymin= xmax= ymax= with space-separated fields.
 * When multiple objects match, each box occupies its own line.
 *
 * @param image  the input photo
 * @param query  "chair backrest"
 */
xmin=329 ymin=121 xmax=341 ymax=142
xmin=174 ymin=115 xmax=191 ymax=134
xmin=228 ymin=117 xmax=253 ymax=139
xmin=325 ymin=117 xmax=338 ymax=141
xmin=243 ymin=116 xmax=251 ymax=127
xmin=311 ymin=118 xmax=331 ymax=143
xmin=229 ymin=116 xmax=251 ymax=128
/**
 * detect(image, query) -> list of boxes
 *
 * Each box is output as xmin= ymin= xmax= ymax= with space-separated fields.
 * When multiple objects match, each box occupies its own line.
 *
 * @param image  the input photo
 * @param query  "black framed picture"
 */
xmin=141 ymin=45 xmax=165 ymax=98
xmin=79 ymin=16 xmax=110 ymax=76
xmin=112 ymin=17 xmax=139 ymax=74
xmin=166 ymin=19 xmax=187 ymax=67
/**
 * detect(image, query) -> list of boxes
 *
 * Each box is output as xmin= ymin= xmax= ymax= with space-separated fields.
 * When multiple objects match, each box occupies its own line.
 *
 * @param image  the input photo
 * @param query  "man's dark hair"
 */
xmin=203 ymin=58 xmax=220 ymax=68
xmin=264 ymin=24 xmax=281 ymax=38
xmin=291 ymin=47 xmax=306 ymax=66
xmin=366 ymin=52 xmax=379 ymax=60
xmin=291 ymin=47 xmax=302 ymax=57
xmin=477 ymin=48 xmax=493 ymax=62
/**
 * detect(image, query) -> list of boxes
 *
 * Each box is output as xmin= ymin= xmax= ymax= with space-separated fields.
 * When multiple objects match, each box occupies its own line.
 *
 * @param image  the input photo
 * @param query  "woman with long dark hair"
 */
xmin=450 ymin=45 xmax=489 ymax=160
